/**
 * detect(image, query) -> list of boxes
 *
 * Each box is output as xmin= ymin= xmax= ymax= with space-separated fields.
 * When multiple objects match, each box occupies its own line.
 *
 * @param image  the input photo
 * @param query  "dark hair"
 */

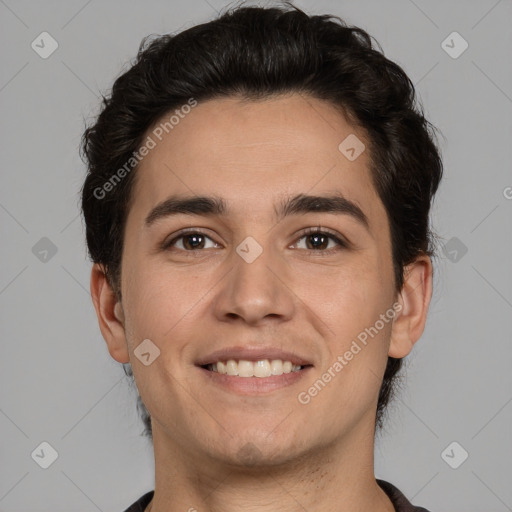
xmin=80 ymin=3 xmax=443 ymax=440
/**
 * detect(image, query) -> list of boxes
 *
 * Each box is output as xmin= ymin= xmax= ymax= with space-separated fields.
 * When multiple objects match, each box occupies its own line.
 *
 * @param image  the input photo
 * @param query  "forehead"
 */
xmin=128 ymin=94 xmax=383 ymax=226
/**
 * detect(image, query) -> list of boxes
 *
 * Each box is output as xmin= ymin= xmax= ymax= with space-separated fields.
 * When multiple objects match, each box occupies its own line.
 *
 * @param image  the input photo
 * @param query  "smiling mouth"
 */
xmin=201 ymin=359 xmax=310 ymax=378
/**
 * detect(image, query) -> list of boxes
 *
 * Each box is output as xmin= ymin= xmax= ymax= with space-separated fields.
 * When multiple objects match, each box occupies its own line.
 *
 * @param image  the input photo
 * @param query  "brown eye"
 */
xmin=163 ymin=231 xmax=218 ymax=251
xmin=305 ymin=233 xmax=329 ymax=250
xmin=293 ymin=229 xmax=347 ymax=252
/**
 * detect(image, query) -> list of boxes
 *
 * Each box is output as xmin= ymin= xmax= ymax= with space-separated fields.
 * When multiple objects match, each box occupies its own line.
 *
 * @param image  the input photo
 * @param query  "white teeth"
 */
xmin=270 ymin=359 xmax=283 ymax=375
xmin=206 ymin=359 xmax=303 ymax=377
xmin=238 ymin=360 xmax=254 ymax=377
xmin=254 ymin=360 xmax=271 ymax=378
xmin=226 ymin=359 xmax=238 ymax=376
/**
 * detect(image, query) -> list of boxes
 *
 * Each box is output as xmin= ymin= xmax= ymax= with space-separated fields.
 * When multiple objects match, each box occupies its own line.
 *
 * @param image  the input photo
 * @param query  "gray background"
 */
xmin=1 ymin=0 xmax=511 ymax=510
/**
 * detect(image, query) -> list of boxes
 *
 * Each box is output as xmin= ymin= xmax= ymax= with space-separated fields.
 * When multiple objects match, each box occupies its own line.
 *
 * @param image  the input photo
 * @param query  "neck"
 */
xmin=146 ymin=418 xmax=395 ymax=512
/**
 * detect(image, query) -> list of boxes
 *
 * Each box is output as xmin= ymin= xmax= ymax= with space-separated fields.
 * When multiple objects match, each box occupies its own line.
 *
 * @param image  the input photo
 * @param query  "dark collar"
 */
xmin=377 ymin=479 xmax=431 ymax=512
xmin=123 ymin=481 xmax=431 ymax=512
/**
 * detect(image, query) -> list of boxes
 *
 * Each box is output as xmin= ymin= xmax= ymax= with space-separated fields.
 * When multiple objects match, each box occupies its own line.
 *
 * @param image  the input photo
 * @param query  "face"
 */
xmin=96 ymin=94 xmax=421 ymax=468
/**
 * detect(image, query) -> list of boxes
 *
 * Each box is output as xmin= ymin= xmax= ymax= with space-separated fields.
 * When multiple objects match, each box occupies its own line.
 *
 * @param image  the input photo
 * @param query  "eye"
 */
xmin=161 ymin=227 xmax=348 ymax=253
xmin=162 ymin=230 xmax=219 ymax=251
xmin=292 ymin=228 xmax=347 ymax=252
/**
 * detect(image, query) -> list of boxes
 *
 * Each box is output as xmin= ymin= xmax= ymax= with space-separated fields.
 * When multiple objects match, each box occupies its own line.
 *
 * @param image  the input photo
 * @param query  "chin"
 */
xmin=203 ymin=428 xmax=312 ymax=470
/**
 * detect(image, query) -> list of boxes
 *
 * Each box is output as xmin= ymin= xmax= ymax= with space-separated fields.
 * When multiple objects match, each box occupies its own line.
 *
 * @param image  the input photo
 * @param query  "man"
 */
xmin=81 ymin=4 xmax=442 ymax=511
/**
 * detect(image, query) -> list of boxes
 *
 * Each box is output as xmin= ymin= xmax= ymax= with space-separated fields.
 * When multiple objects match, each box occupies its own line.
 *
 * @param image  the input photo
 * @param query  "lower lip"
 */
xmin=197 ymin=366 xmax=312 ymax=394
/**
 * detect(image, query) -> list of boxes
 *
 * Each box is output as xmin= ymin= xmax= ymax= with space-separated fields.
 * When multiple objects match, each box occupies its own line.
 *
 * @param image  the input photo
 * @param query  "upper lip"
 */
xmin=196 ymin=346 xmax=313 ymax=367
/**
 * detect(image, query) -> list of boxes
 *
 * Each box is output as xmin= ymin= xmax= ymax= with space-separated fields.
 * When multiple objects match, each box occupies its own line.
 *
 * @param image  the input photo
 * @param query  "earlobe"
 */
xmin=90 ymin=263 xmax=130 ymax=363
xmin=388 ymin=255 xmax=433 ymax=359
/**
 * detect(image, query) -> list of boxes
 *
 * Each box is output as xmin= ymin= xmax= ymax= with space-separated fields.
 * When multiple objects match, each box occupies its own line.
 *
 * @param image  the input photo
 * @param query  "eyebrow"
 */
xmin=144 ymin=192 xmax=370 ymax=231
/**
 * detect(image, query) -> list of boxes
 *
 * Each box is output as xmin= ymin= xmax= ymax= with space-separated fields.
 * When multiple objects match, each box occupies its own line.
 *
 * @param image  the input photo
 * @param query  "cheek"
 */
xmin=121 ymin=261 xmax=185 ymax=343
xmin=292 ymin=254 xmax=392 ymax=339
xmin=293 ymin=253 xmax=394 ymax=399
xmin=120 ymin=264 xmax=199 ymax=410
xmin=120 ymin=259 xmax=220 ymax=367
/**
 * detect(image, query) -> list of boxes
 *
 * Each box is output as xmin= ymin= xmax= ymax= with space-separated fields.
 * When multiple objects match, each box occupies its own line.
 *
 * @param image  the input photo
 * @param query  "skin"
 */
xmin=90 ymin=94 xmax=432 ymax=512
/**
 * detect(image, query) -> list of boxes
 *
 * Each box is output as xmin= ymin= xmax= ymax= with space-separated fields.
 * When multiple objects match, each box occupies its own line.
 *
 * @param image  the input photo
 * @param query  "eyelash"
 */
xmin=161 ymin=227 xmax=348 ymax=255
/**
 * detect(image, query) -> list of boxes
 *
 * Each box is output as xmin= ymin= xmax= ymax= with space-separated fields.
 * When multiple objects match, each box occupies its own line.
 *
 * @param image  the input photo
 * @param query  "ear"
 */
xmin=90 ymin=263 xmax=130 ymax=363
xmin=388 ymin=255 xmax=433 ymax=358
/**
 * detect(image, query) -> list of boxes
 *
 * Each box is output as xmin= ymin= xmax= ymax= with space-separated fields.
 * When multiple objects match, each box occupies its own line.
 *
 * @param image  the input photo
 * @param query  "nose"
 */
xmin=212 ymin=239 xmax=295 ymax=326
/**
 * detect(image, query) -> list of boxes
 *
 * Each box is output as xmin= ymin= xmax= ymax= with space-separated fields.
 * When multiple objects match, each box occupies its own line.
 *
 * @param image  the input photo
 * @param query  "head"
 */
xmin=81 ymin=4 xmax=442 ymax=463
